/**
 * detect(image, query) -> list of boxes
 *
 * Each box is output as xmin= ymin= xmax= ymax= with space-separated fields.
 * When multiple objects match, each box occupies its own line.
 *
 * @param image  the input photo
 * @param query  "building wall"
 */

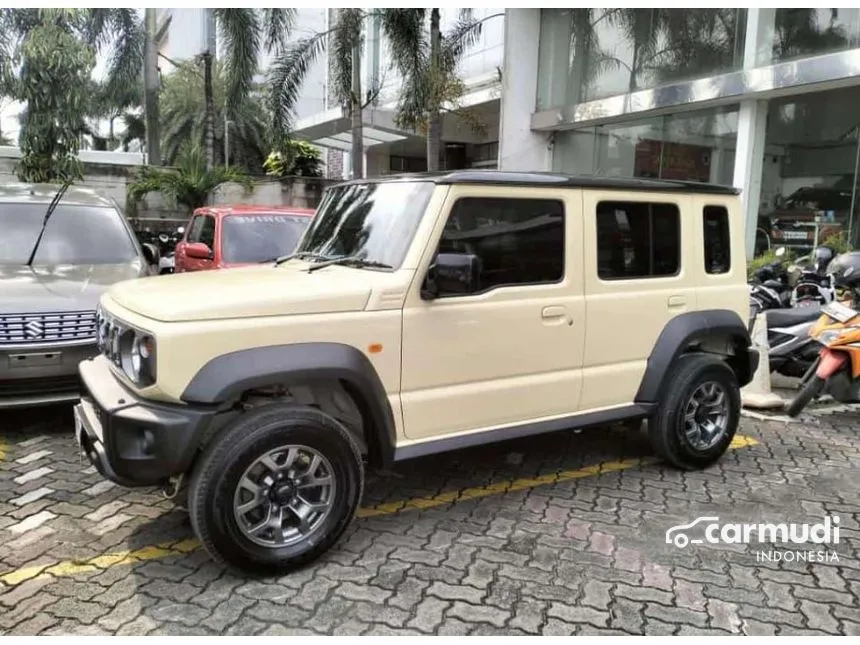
xmin=156 ymin=9 xmax=209 ymax=62
xmin=509 ymin=7 xmax=860 ymax=254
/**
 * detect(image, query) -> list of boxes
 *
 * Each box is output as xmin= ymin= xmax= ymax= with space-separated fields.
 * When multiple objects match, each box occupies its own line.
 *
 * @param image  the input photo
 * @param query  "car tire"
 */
xmin=188 ymin=403 xmax=364 ymax=574
xmin=648 ymin=354 xmax=740 ymax=470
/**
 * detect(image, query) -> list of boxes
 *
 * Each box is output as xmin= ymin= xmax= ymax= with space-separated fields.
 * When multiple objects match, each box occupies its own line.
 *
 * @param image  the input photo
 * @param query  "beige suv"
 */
xmin=73 ymin=171 xmax=757 ymax=573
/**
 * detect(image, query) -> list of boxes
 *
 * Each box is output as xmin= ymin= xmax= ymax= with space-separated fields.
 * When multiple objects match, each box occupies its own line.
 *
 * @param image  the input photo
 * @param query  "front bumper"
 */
xmin=74 ymin=355 xmax=219 ymax=487
xmin=0 ymin=341 xmax=97 ymax=410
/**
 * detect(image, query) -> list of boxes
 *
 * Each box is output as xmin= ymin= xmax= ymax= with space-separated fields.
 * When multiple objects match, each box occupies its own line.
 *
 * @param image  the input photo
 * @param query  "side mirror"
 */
xmin=141 ymin=243 xmax=160 ymax=266
xmin=186 ymin=242 xmax=213 ymax=260
xmin=421 ymin=252 xmax=481 ymax=300
xmin=775 ymin=246 xmax=786 ymax=257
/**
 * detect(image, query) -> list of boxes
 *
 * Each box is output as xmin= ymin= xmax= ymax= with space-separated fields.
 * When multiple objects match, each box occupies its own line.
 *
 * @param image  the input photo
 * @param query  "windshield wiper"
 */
xmin=306 ymin=255 xmax=393 ymax=273
xmin=268 ymin=251 xmax=330 ymax=266
xmin=26 ymin=179 xmax=73 ymax=266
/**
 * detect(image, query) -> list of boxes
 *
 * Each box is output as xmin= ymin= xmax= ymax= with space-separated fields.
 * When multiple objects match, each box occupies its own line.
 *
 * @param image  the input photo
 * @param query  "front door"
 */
xmin=177 ymin=214 xmax=216 ymax=272
xmin=400 ymin=186 xmax=586 ymax=441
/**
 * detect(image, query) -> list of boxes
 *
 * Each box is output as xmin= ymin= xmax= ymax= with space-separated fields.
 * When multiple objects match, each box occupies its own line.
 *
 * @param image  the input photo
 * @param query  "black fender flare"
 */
xmin=634 ymin=309 xmax=757 ymax=405
xmin=181 ymin=343 xmax=397 ymax=466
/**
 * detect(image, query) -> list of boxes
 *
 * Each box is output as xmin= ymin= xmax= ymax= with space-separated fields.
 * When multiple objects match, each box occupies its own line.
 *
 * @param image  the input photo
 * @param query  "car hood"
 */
xmin=108 ymin=262 xmax=388 ymax=322
xmin=0 ymin=262 xmax=145 ymax=314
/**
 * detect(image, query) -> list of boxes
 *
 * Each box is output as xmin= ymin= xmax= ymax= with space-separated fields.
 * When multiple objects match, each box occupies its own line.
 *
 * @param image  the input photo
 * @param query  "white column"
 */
xmin=732 ymin=8 xmax=776 ymax=259
xmin=498 ymin=9 xmax=551 ymax=171
xmin=733 ymin=100 xmax=768 ymax=259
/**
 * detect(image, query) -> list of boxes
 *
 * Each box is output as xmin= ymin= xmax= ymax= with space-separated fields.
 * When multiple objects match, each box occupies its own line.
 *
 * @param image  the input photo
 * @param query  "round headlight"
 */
xmin=130 ymin=336 xmax=143 ymax=379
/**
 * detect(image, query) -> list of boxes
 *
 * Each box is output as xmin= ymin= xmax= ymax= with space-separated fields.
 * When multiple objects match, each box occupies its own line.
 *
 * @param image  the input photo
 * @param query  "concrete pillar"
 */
xmin=734 ymin=100 xmax=768 ymax=259
xmin=498 ymin=9 xmax=552 ymax=171
xmin=733 ymin=8 xmax=776 ymax=259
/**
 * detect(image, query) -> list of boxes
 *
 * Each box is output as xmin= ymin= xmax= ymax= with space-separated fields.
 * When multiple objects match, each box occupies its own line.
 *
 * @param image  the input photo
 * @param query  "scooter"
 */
xmin=785 ymin=300 xmax=860 ymax=417
xmin=156 ymin=226 xmax=184 ymax=275
xmin=789 ymin=246 xmax=836 ymax=307
xmin=764 ymin=305 xmax=823 ymax=378
xmin=749 ymin=246 xmax=792 ymax=322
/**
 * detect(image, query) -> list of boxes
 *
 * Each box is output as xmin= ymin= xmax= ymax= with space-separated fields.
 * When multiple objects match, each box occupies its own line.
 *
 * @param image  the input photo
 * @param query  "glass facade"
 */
xmin=761 ymin=86 xmax=860 ymax=249
xmin=553 ymin=105 xmax=739 ymax=186
xmin=530 ymin=6 xmax=860 ymax=255
xmin=537 ymin=9 xmax=747 ymax=109
xmin=756 ymin=8 xmax=860 ymax=66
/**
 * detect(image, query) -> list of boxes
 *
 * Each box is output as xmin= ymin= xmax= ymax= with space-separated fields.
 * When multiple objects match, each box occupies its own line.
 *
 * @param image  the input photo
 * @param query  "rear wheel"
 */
xmin=785 ymin=375 xmax=824 ymax=417
xmin=648 ymin=354 xmax=740 ymax=470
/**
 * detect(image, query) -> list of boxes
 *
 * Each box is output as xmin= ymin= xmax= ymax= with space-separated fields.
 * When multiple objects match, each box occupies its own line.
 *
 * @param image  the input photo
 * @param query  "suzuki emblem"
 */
xmin=24 ymin=318 xmax=44 ymax=339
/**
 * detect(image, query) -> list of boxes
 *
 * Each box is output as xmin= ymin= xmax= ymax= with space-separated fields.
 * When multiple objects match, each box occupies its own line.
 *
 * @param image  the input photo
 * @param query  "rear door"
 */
xmin=580 ymin=190 xmax=695 ymax=411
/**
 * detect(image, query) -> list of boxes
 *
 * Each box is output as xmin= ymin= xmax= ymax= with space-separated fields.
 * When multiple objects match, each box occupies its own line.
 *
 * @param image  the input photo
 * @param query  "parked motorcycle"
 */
xmin=764 ymin=305 xmax=823 ymax=378
xmin=156 ymin=226 xmax=184 ymax=275
xmin=749 ymin=246 xmax=792 ymax=323
xmin=788 ymin=246 xmax=836 ymax=307
xmin=785 ymin=251 xmax=860 ymax=416
xmin=748 ymin=246 xmax=839 ymax=379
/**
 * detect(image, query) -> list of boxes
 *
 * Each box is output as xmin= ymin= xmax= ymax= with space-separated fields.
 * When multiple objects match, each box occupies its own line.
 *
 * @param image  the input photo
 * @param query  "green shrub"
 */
xmin=264 ymin=140 xmax=323 ymax=178
xmin=747 ymin=248 xmax=795 ymax=280
xmin=821 ymin=231 xmax=853 ymax=255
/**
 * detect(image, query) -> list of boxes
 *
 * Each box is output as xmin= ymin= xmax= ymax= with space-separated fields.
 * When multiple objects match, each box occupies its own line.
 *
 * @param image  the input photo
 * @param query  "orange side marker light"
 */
xmin=368 ymin=343 xmax=383 ymax=354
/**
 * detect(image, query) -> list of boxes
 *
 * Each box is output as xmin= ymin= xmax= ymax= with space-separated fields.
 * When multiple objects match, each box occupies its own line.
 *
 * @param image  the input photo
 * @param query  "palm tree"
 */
xmin=159 ymin=60 xmax=271 ymax=173
xmin=269 ymin=9 xmax=492 ymax=175
xmin=128 ymin=144 xmax=253 ymax=214
xmin=381 ymin=9 xmax=501 ymax=170
xmin=198 ymin=9 xmax=296 ymax=169
xmin=268 ymin=9 xmax=367 ymax=178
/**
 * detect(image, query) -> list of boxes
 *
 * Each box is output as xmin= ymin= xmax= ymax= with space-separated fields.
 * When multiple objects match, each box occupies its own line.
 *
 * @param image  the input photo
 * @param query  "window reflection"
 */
xmin=553 ymin=105 xmax=739 ymax=187
xmin=760 ymin=8 xmax=860 ymax=66
xmin=537 ymin=9 xmax=747 ymax=109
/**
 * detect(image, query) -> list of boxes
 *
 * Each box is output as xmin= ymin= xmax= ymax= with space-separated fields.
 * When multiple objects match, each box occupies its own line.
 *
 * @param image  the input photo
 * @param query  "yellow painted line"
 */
xmin=0 ymin=434 xmax=759 ymax=586
xmin=0 ymin=438 xmax=6 ymax=461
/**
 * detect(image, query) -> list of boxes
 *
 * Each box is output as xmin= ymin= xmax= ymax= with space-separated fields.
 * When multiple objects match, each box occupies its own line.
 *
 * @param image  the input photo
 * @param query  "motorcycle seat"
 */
xmin=766 ymin=306 xmax=821 ymax=328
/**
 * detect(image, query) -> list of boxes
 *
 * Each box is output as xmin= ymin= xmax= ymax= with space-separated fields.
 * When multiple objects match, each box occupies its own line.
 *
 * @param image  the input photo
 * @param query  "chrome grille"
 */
xmin=0 ymin=311 xmax=97 ymax=345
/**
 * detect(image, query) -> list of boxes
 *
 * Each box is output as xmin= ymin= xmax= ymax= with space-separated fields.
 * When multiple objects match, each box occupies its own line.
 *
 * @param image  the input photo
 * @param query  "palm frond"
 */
xmin=267 ymin=33 xmax=327 ymax=136
xmin=378 ymin=9 xmax=427 ymax=119
xmin=94 ymin=9 xmax=145 ymax=110
xmin=441 ymin=13 xmax=484 ymax=72
xmin=159 ymin=59 xmax=268 ymax=171
xmin=262 ymin=8 xmax=297 ymax=54
xmin=213 ymin=9 xmax=261 ymax=114
xmin=130 ymin=144 xmax=252 ymax=212
xmin=331 ymin=9 xmax=363 ymax=106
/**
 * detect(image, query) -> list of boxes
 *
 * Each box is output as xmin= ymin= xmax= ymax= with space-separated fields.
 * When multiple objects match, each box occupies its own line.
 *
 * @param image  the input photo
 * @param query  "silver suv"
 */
xmin=0 ymin=183 xmax=156 ymax=409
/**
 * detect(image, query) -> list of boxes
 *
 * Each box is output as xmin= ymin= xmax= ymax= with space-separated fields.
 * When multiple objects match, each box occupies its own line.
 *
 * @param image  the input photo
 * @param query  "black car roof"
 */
xmin=332 ymin=170 xmax=739 ymax=196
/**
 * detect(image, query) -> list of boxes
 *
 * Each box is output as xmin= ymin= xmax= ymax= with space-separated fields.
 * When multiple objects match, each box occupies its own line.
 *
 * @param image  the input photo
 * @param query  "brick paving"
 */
xmin=0 ymin=403 xmax=858 ymax=635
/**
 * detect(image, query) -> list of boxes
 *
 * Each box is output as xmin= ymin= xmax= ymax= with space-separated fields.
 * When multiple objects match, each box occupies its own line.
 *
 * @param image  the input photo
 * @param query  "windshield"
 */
xmin=222 ymin=214 xmax=311 ymax=263
xmin=0 ymin=203 xmax=138 ymax=265
xmin=294 ymin=180 xmax=435 ymax=269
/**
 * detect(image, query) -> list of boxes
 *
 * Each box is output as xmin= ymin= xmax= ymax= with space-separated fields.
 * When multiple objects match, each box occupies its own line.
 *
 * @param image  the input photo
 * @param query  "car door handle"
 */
xmin=668 ymin=295 xmax=687 ymax=308
xmin=542 ymin=306 xmax=567 ymax=319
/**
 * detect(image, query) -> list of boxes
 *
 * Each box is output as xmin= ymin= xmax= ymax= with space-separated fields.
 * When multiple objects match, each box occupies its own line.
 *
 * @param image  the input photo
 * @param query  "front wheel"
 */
xmin=785 ymin=375 xmax=825 ymax=417
xmin=648 ymin=354 xmax=740 ymax=470
xmin=188 ymin=404 xmax=364 ymax=574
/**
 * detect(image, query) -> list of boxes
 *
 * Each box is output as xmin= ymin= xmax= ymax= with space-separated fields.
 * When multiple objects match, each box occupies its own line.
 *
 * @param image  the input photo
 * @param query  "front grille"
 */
xmin=0 ymin=374 xmax=81 ymax=397
xmin=0 ymin=311 xmax=97 ymax=346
